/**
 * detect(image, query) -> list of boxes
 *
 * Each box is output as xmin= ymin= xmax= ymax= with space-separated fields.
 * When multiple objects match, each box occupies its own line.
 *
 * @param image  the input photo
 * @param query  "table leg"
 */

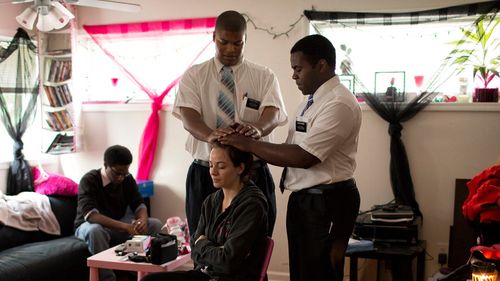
xmin=376 ymin=259 xmax=380 ymax=281
xmin=138 ymin=271 xmax=147 ymax=281
xmin=89 ymin=267 xmax=99 ymax=281
xmin=417 ymin=251 xmax=425 ymax=281
xmin=350 ymin=256 xmax=358 ymax=281
xmin=391 ymin=258 xmax=413 ymax=281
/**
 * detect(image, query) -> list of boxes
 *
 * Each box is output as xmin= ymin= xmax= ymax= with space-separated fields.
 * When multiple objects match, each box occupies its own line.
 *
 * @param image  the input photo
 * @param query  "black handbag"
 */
xmin=150 ymin=233 xmax=178 ymax=265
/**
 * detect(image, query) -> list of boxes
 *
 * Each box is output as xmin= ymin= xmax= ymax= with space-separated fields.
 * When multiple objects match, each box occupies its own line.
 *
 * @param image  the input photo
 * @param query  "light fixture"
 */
xmin=16 ymin=6 xmax=38 ymax=30
xmin=16 ymin=0 xmax=75 ymax=32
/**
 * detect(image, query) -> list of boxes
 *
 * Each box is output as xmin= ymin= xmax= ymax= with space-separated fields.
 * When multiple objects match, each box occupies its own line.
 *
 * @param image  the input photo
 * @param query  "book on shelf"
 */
xmin=45 ymin=49 xmax=71 ymax=56
xmin=46 ymin=59 xmax=72 ymax=82
xmin=43 ymin=84 xmax=72 ymax=107
xmin=45 ymin=109 xmax=73 ymax=131
xmin=46 ymin=133 xmax=74 ymax=154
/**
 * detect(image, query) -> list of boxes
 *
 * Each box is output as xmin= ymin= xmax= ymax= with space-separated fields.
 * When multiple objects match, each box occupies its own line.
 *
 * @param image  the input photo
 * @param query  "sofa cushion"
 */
xmin=32 ymin=167 xmax=78 ymax=196
xmin=48 ymin=195 xmax=78 ymax=236
xmin=0 ymin=226 xmax=55 ymax=252
xmin=0 ymin=195 xmax=77 ymax=252
xmin=0 ymin=236 xmax=89 ymax=281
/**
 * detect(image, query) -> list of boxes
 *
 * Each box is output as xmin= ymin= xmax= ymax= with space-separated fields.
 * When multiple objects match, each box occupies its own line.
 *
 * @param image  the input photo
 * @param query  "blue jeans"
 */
xmin=75 ymin=209 xmax=162 ymax=281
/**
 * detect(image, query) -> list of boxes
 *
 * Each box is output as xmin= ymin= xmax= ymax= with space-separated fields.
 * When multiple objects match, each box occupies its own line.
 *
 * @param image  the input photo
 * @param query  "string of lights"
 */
xmin=242 ymin=14 xmax=305 ymax=39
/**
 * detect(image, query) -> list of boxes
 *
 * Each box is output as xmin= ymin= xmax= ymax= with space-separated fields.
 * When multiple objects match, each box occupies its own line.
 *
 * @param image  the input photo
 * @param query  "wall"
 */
xmin=1 ymin=0 xmax=498 ymax=280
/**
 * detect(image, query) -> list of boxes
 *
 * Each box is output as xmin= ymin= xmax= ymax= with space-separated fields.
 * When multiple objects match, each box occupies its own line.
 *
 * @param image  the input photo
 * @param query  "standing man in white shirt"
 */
xmin=220 ymin=34 xmax=361 ymax=281
xmin=173 ymin=10 xmax=287 ymax=237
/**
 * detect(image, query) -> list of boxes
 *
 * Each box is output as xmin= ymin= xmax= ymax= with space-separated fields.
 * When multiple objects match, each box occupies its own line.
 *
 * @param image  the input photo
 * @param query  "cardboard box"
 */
xmin=125 ymin=235 xmax=151 ymax=253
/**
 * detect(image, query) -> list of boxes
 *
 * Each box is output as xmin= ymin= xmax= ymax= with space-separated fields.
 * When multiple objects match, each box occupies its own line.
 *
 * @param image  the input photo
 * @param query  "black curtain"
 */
xmin=359 ymin=92 xmax=437 ymax=217
xmin=305 ymin=1 xmax=499 ymax=218
xmin=0 ymin=28 xmax=39 ymax=195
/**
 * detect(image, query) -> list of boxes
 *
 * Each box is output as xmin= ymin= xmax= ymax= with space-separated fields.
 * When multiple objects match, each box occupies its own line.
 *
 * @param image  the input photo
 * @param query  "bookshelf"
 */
xmin=38 ymin=24 xmax=76 ymax=154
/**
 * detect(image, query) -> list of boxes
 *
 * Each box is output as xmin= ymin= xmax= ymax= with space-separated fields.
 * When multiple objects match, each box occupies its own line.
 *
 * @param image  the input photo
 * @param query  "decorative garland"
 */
xmin=242 ymin=14 xmax=304 ymax=39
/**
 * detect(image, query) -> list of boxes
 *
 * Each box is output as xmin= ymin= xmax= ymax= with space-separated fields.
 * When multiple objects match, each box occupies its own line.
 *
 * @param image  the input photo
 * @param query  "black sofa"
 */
xmin=0 ymin=195 xmax=90 ymax=281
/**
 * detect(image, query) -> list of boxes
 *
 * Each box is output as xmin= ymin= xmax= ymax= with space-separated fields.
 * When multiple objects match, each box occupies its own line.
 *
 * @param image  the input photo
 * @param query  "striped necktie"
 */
xmin=217 ymin=65 xmax=236 ymax=128
xmin=301 ymin=94 xmax=314 ymax=116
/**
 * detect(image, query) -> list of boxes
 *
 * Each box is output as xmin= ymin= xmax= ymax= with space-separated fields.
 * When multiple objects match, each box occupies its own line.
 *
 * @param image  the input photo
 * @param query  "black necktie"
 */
xmin=279 ymin=167 xmax=287 ymax=193
xmin=279 ymin=95 xmax=314 ymax=193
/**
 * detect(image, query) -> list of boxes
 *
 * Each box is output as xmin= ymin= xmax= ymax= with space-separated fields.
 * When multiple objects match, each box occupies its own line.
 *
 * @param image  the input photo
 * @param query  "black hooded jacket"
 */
xmin=191 ymin=183 xmax=268 ymax=281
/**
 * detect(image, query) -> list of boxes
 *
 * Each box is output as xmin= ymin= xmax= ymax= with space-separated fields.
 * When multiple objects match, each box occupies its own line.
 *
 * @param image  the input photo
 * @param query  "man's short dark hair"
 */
xmin=290 ymin=34 xmax=336 ymax=70
xmin=215 ymin=10 xmax=247 ymax=33
xmin=104 ymin=145 xmax=133 ymax=167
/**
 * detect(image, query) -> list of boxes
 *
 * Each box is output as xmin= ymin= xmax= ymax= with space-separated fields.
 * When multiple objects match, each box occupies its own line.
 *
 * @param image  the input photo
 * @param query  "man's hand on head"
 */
xmin=233 ymin=123 xmax=262 ymax=139
xmin=218 ymin=132 xmax=254 ymax=152
xmin=208 ymin=127 xmax=235 ymax=143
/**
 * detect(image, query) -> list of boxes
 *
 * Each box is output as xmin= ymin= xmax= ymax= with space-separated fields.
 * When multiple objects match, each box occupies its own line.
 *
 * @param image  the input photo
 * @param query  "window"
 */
xmin=306 ymin=2 xmax=499 ymax=100
xmin=76 ymin=26 xmax=215 ymax=104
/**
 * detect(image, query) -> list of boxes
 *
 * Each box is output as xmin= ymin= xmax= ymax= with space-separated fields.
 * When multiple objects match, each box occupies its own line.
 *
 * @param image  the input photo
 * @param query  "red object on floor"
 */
xmin=471 ymin=244 xmax=500 ymax=261
xmin=463 ymin=165 xmax=500 ymax=223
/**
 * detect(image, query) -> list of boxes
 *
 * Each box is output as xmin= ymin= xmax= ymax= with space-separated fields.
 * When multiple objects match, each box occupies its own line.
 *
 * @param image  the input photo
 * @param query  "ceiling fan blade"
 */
xmin=0 ymin=0 xmax=32 ymax=5
xmin=65 ymin=0 xmax=141 ymax=12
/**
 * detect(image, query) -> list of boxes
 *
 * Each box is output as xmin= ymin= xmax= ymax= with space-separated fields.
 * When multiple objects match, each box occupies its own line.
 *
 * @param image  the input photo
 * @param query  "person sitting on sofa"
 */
xmin=141 ymin=141 xmax=268 ymax=281
xmin=75 ymin=144 xmax=162 ymax=281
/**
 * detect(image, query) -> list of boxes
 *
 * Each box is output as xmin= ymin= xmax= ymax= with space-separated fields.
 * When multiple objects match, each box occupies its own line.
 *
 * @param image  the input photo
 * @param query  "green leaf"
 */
xmin=461 ymin=28 xmax=480 ymax=43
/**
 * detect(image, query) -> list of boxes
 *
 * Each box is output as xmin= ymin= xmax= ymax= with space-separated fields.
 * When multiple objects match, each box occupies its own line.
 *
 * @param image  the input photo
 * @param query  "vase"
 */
xmin=473 ymin=88 xmax=499 ymax=102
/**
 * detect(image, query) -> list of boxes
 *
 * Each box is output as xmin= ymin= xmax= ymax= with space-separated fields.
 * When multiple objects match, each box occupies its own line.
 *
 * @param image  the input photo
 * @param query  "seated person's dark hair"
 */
xmin=290 ymin=34 xmax=336 ymax=70
xmin=212 ymin=141 xmax=253 ymax=180
xmin=104 ymin=145 xmax=133 ymax=167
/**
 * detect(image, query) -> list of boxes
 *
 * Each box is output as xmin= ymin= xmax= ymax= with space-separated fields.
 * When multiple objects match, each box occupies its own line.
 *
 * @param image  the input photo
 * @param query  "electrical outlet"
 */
xmin=436 ymin=242 xmax=448 ymax=254
xmin=438 ymin=253 xmax=447 ymax=265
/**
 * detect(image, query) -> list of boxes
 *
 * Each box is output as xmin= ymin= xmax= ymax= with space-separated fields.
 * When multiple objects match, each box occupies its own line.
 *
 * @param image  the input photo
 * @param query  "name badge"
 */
xmin=245 ymin=96 xmax=260 ymax=110
xmin=295 ymin=116 xmax=308 ymax=133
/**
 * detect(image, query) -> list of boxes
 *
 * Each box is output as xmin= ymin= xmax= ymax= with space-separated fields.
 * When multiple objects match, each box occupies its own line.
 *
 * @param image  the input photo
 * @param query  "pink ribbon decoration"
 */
xmin=84 ymin=17 xmax=215 ymax=180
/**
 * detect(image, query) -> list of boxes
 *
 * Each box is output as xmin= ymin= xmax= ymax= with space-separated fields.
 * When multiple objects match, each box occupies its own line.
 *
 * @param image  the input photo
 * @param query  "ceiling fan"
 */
xmin=0 ymin=0 xmax=141 ymax=32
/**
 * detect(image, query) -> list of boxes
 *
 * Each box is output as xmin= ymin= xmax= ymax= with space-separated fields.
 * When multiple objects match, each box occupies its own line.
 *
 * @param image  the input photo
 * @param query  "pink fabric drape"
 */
xmin=84 ymin=17 xmax=216 ymax=180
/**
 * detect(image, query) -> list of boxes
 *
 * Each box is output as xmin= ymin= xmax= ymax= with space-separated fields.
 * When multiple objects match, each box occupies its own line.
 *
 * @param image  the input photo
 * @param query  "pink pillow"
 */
xmin=32 ymin=166 xmax=78 ymax=196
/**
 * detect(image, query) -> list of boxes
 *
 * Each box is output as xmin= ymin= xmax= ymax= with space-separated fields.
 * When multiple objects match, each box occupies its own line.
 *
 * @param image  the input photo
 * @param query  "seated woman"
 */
xmin=142 ymin=142 xmax=268 ymax=281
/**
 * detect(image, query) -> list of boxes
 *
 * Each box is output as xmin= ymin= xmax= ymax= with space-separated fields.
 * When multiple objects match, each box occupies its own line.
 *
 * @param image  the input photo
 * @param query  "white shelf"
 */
xmin=38 ymin=24 xmax=76 ymax=155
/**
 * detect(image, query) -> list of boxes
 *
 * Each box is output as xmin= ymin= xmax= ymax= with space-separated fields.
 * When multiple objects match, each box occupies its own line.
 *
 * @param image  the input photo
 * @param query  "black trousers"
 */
xmin=185 ymin=161 xmax=276 ymax=237
xmin=286 ymin=180 xmax=360 ymax=281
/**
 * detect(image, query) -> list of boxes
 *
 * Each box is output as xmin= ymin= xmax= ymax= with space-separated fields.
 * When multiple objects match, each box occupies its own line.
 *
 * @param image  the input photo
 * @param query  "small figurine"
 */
xmin=386 ymin=77 xmax=398 ymax=97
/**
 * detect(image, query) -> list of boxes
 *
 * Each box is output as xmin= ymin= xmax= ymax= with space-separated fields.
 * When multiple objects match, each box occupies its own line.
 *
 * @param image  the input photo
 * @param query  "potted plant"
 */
xmin=448 ymin=14 xmax=499 ymax=102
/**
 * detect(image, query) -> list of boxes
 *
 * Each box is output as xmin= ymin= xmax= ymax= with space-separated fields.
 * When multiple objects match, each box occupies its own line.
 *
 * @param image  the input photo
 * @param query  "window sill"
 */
xmin=360 ymin=102 xmax=500 ymax=112
xmin=81 ymin=101 xmax=499 ymax=113
xmin=82 ymin=102 xmax=173 ymax=112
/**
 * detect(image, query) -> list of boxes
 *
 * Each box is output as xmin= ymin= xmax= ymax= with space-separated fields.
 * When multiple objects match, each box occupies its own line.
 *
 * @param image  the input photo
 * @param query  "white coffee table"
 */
xmin=87 ymin=245 xmax=191 ymax=281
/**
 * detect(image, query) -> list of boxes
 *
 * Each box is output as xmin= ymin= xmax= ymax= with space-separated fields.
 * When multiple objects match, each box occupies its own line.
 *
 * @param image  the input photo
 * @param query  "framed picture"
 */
xmin=374 ymin=71 xmax=406 ymax=102
xmin=339 ymin=74 xmax=355 ymax=94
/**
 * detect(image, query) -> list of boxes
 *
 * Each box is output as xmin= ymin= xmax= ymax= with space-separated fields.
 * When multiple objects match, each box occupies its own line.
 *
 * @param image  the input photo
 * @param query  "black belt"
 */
xmin=299 ymin=179 xmax=356 ymax=195
xmin=194 ymin=159 xmax=265 ymax=169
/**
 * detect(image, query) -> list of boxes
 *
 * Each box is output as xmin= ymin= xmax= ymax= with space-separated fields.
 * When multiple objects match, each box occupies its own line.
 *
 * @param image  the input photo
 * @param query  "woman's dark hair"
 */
xmin=212 ymin=141 xmax=253 ymax=181
xmin=290 ymin=34 xmax=336 ymax=70
xmin=104 ymin=145 xmax=133 ymax=167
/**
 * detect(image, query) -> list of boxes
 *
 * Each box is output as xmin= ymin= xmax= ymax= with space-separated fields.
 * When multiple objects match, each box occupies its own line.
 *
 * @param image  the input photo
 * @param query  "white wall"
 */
xmin=1 ymin=1 xmax=499 ymax=280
